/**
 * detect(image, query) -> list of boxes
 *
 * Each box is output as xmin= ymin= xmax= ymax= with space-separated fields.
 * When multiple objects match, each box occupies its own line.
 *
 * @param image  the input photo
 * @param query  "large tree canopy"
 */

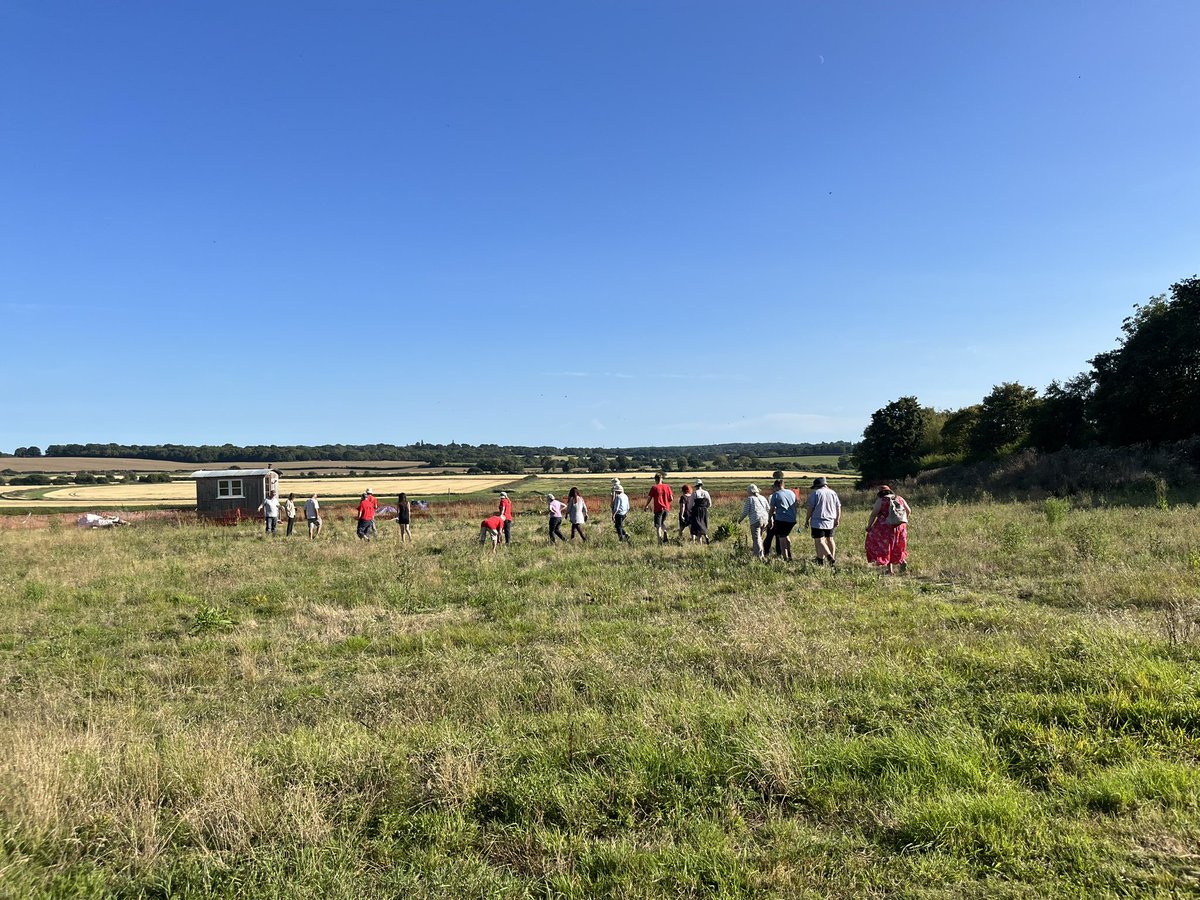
xmin=854 ymin=396 xmax=934 ymax=485
xmin=1090 ymin=277 xmax=1200 ymax=446
xmin=969 ymin=382 xmax=1040 ymax=458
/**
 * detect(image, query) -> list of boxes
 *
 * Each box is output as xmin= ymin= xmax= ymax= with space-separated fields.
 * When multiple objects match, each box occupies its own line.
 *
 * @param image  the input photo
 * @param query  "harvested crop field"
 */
xmin=0 ymin=476 xmax=518 ymax=509
xmin=0 ymin=471 xmax=853 ymax=511
xmin=0 ymin=457 xmax=436 ymax=474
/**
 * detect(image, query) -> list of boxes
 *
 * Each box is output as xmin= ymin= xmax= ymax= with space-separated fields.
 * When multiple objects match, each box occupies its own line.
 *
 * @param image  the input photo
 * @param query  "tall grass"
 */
xmin=1 ymin=497 xmax=1198 ymax=897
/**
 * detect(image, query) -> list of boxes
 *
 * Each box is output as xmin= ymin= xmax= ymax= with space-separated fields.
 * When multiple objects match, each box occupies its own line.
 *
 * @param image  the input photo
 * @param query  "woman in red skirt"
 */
xmin=865 ymin=485 xmax=911 ymax=574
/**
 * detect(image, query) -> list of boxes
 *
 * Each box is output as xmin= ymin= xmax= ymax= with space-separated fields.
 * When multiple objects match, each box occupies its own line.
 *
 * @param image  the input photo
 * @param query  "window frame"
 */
xmin=216 ymin=478 xmax=245 ymax=499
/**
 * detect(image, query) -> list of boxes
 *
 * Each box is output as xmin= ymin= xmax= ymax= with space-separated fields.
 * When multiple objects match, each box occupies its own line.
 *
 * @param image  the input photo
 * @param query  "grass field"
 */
xmin=2 ymin=494 xmax=1198 ymax=897
xmin=757 ymin=455 xmax=844 ymax=469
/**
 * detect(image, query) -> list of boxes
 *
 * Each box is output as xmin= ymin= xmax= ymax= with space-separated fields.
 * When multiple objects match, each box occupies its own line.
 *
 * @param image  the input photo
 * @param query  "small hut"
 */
xmin=190 ymin=468 xmax=279 ymax=521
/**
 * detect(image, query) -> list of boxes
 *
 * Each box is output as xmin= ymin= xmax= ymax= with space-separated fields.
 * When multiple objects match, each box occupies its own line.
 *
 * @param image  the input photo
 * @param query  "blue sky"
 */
xmin=2 ymin=1 xmax=1197 ymax=451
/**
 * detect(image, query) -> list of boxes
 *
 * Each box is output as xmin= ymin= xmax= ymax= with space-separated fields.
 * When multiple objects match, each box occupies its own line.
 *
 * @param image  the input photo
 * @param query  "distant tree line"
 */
xmin=18 ymin=441 xmax=852 ymax=475
xmin=854 ymin=276 xmax=1200 ymax=485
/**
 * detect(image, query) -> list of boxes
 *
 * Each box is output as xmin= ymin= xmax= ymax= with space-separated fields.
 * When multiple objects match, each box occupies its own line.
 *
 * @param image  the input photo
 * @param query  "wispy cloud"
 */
xmin=591 ymin=418 xmax=606 ymax=431
xmin=545 ymin=371 xmax=635 ymax=380
xmin=0 ymin=302 xmax=69 ymax=312
xmin=653 ymin=373 xmax=748 ymax=382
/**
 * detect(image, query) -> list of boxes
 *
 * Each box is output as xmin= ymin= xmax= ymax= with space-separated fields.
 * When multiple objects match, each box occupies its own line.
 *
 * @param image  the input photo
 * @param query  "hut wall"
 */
xmin=195 ymin=474 xmax=269 ymax=519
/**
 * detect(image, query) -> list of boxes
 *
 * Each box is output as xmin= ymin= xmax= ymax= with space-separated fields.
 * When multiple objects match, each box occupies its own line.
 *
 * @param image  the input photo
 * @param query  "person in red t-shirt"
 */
xmin=356 ymin=489 xmax=378 ymax=541
xmin=643 ymin=473 xmax=674 ymax=544
xmin=498 ymin=491 xmax=513 ymax=544
xmin=480 ymin=514 xmax=505 ymax=552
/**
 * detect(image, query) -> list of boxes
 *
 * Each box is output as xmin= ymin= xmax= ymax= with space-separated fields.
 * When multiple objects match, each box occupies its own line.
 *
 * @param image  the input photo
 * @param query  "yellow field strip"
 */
xmin=1 ymin=468 xmax=851 ymax=510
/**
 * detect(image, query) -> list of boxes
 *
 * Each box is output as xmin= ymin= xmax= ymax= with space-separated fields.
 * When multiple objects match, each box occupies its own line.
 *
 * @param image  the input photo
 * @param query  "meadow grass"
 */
xmin=1 ymin=497 xmax=1198 ymax=898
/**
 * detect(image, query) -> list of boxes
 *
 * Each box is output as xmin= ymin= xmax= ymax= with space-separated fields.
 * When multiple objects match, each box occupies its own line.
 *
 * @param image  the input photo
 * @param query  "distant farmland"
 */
xmin=0 ymin=457 xmax=453 ymax=474
xmin=0 ymin=475 xmax=517 ymax=509
xmin=0 ymin=470 xmax=856 ymax=510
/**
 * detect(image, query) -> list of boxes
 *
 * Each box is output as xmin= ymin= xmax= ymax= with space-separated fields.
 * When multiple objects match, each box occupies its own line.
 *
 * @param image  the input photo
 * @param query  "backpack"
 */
xmin=885 ymin=496 xmax=908 ymax=526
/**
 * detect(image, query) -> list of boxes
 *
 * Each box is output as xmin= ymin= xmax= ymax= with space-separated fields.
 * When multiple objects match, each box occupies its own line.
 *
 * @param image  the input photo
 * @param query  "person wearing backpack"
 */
xmin=865 ymin=484 xmax=911 ymax=574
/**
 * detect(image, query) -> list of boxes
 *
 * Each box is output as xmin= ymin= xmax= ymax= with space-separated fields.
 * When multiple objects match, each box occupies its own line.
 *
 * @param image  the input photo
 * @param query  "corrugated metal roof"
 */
xmin=190 ymin=469 xmax=276 ymax=479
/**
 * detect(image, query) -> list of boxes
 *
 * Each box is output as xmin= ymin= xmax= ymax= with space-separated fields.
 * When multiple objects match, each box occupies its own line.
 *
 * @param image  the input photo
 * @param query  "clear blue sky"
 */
xmin=2 ymin=1 xmax=1197 ymax=451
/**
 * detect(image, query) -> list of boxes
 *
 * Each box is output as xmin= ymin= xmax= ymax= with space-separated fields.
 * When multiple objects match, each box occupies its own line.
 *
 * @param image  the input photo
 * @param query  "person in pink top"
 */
xmin=643 ymin=473 xmax=674 ymax=544
xmin=498 ymin=491 xmax=513 ymax=544
xmin=356 ymin=489 xmax=378 ymax=541
xmin=479 ymin=514 xmax=505 ymax=553
xmin=865 ymin=484 xmax=911 ymax=574
xmin=546 ymin=494 xmax=567 ymax=544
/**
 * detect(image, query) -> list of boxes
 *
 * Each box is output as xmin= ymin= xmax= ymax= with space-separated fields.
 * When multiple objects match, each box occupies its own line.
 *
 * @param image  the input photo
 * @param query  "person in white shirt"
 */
xmin=284 ymin=493 xmax=297 ymax=536
xmin=567 ymin=487 xmax=589 ymax=542
xmin=304 ymin=493 xmax=321 ymax=539
xmin=804 ymin=477 xmax=843 ymax=567
xmin=258 ymin=491 xmax=280 ymax=536
xmin=738 ymin=484 xmax=771 ymax=559
xmin=611 ymin=484 xmax=631 ymax=542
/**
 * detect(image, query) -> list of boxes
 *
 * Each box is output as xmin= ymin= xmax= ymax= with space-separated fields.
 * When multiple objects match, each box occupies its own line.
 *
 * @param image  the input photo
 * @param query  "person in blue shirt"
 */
xmin=768 ymin=479 xmax=798 ymax=560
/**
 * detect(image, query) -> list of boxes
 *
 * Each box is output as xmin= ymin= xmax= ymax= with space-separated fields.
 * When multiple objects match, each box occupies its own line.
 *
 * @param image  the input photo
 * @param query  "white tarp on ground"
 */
xmin=77 ymin=513 xmax=128 ymax=528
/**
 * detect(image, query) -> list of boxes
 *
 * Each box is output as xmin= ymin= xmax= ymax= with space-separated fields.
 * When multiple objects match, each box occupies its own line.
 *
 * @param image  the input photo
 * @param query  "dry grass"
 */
xmin=23 ymin=475 xmax=516 ymax=504
xmin=3 ymin=498 xmax=1199 ymax=897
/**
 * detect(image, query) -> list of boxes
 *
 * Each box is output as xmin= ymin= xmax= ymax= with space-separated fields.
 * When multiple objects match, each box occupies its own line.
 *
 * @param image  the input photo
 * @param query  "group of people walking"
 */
xmin=262 ymin=475 xmax=912 ymax=573
xmin=491 ymin=474 xmax=911 ymax=571
xmin=258 ymin=490 xmax=324 ymax=539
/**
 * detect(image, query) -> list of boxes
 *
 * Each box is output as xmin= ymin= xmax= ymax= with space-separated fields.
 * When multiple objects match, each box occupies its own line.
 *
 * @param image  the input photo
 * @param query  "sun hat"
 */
xmin=811 ymin=477 xmax=827 ymax=488
xmin=547 ymin=493 xmax=555 ymax=500
xmin=695 ymin=479 xmax=704 ymax=486
xmin=748 ymin=484 xmax=759 ymax=495
xmin=500 ymin=491 xmax=508 ymax=498
xmin=366 ymin=488 xmax=373 ymax=494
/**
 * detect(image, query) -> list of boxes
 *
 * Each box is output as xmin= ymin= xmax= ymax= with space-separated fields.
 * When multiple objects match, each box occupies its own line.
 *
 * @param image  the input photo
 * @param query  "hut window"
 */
xmin=217 ymin=478 xmax=244 ymax=499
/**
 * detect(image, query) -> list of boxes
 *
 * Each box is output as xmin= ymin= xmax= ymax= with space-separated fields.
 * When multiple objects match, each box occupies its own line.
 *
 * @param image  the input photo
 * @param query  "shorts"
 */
xmin=811 ymin=527 xmax=836 ymax=539
xmin=306 ymin=517 xmax=320 ymax=525
xmin=654 ymin=510 xmax=669 ymax=530
xmin=771 ymin=521 xmax=795 ymax=537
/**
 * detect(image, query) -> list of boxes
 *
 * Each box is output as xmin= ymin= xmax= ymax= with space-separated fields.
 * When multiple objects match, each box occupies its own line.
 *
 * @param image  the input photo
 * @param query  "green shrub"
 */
xmin=710 ymin=522 xmax=737 ymax=543
xmin=1043 ymin=497 xmax=1070 ymax=526
xmin=189 ymin=605 xmax=237 ymax=634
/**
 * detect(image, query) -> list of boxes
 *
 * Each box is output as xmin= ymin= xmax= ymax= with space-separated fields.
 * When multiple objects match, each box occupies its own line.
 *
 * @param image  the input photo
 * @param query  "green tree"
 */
xmin=939 ymin=405 xmax=982 ymax=457
xmin=1090 ymin=278 xmax=1200 ymax=445
xmin=969 ymin=383 xmax=1039 ymax=457
xmin=853 ymin=396 xmax=931 ymax=484
xmin=1028 ymin=376 xmax=1096 ymax=451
